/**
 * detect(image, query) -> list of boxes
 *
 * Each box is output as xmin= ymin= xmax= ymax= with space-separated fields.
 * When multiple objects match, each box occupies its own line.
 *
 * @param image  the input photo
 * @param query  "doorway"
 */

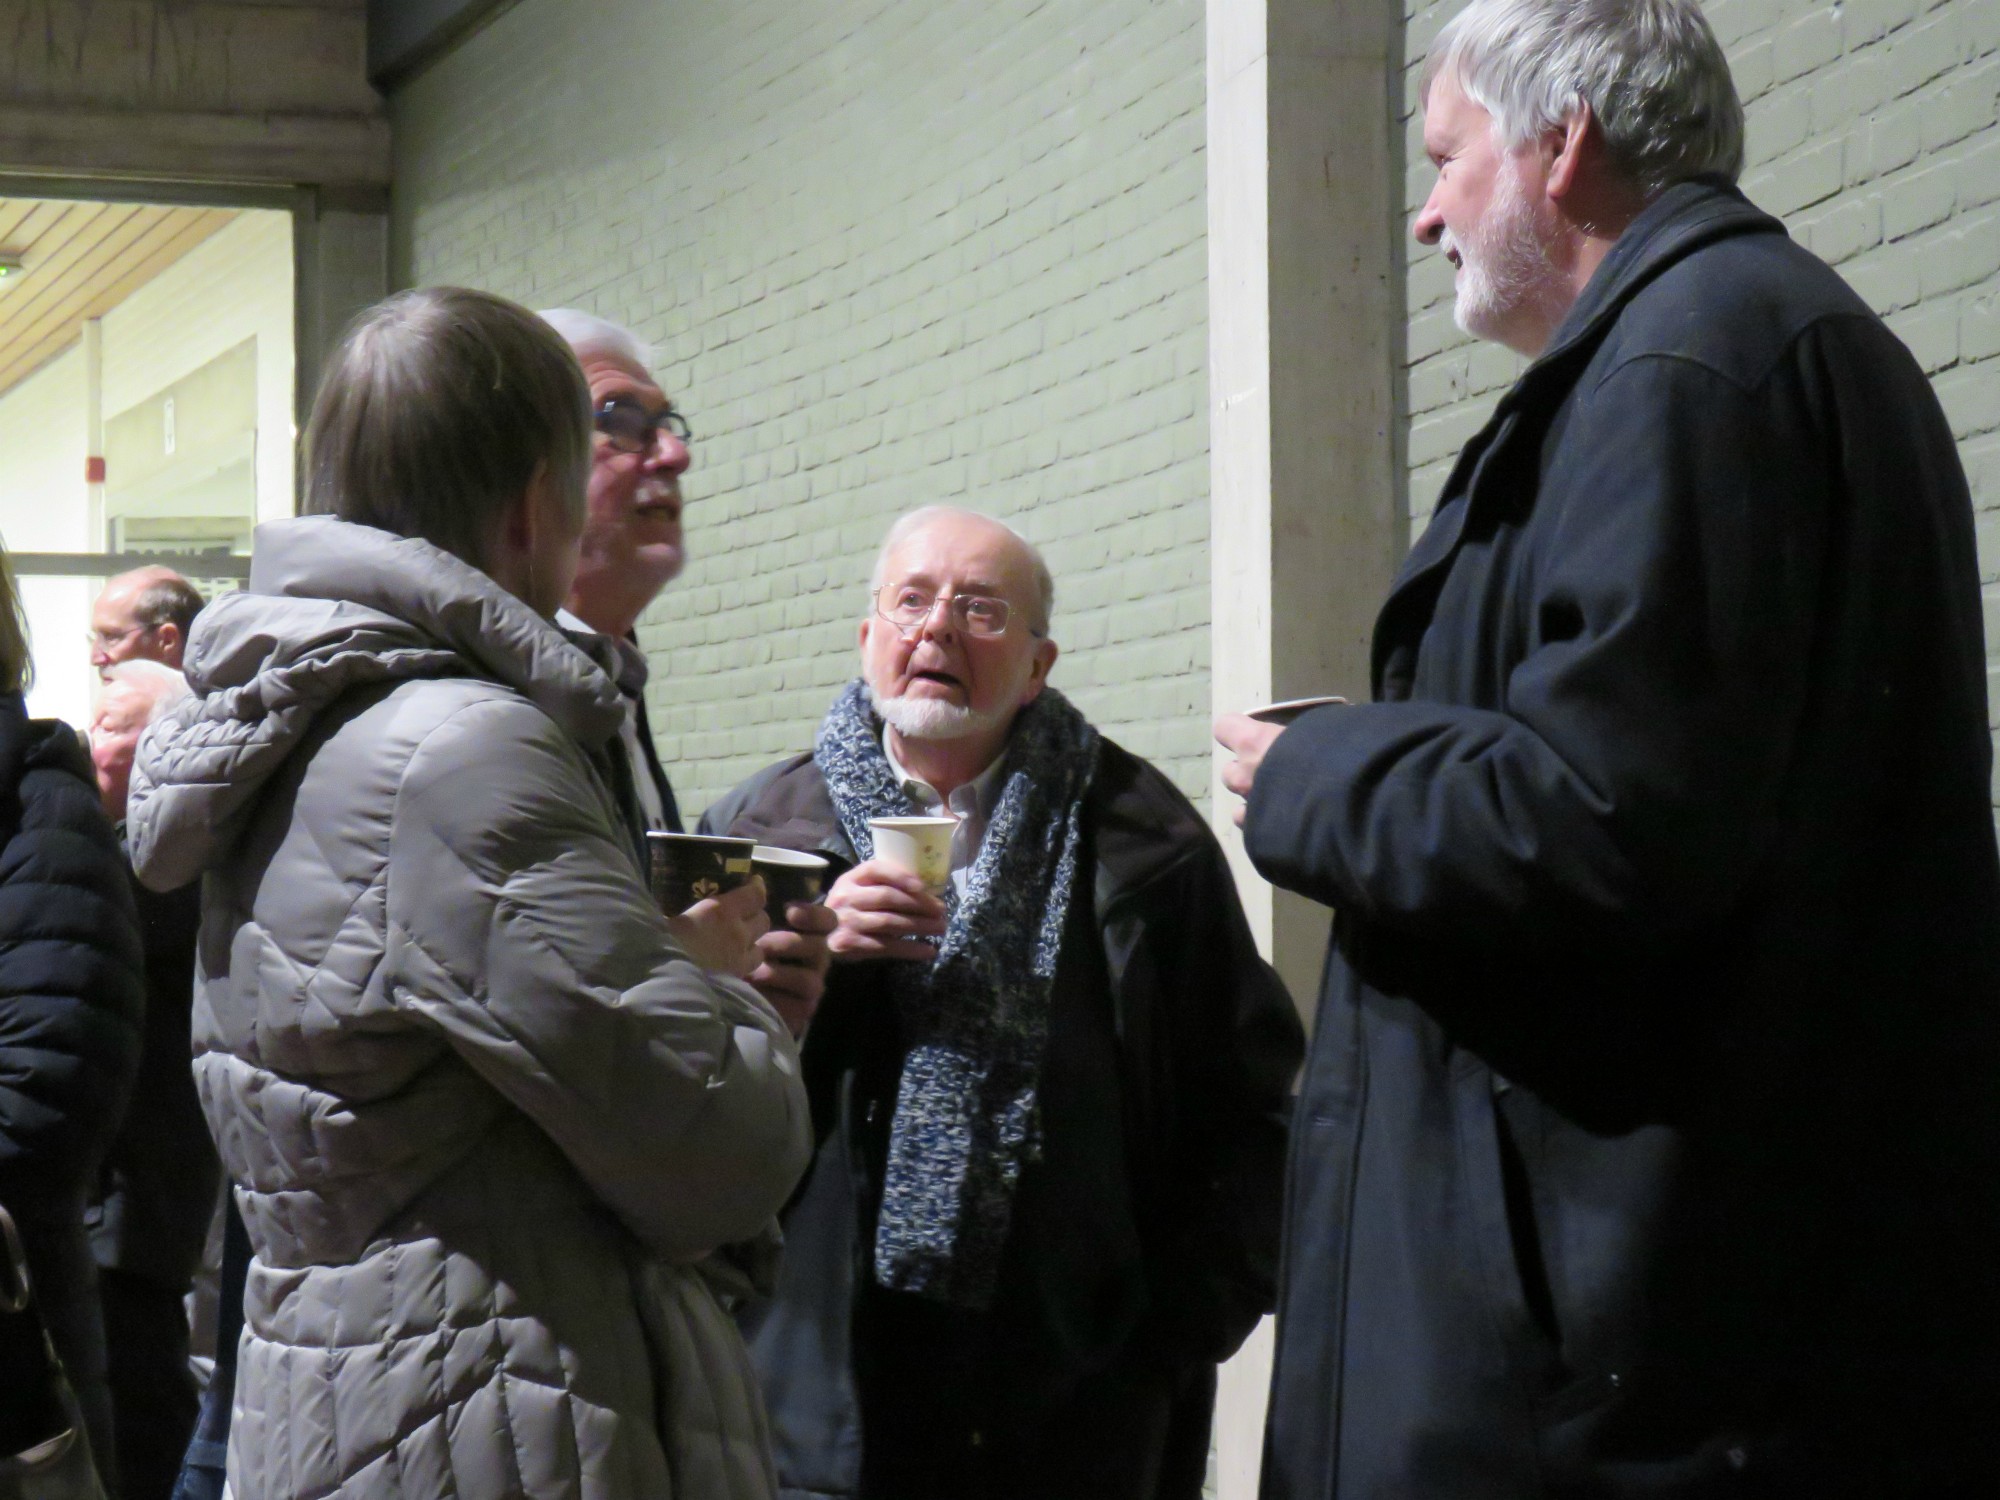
xmin=0 ymin=197 xmax=294 ymax=728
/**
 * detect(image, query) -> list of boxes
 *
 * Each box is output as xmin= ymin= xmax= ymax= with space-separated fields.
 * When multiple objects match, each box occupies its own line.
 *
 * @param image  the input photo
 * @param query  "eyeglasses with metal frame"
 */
xmin=594 ymin=397 xmax=693 ymax=454
xmin=87 ymin=623 xmax=151 ymax=653
xmin=874 ymin=585 xmax=1038 ymax=638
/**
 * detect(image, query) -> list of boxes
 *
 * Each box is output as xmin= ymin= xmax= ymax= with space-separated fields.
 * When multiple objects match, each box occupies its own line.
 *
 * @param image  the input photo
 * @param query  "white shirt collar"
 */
xmin=881 ymin=729 xmax=1007 ymax=819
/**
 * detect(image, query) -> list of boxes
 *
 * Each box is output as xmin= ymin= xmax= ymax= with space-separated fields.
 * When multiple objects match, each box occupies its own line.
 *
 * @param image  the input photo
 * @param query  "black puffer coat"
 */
xmin=0 ymin=690 xmax=145 ymax=1464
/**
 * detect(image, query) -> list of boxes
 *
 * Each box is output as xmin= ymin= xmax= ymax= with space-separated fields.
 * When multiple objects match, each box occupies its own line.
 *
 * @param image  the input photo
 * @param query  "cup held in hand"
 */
xmin=647 ymin=832 xmax=756 ymax=915
xmin=1244 ymin=695 xmax=1349 ymax=726
xmin=752 ymin=845 xmax=830 ymax=929
xmin=868 ymin=816 xmax=957 ymax=895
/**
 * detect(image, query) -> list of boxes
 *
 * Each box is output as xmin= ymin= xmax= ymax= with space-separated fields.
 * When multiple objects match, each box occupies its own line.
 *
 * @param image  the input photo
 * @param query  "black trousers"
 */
xmin=853 ymin=1289 xmax=1214 ymax=1500
xmin=100 ymin=1267 xmax=198 ymax=1500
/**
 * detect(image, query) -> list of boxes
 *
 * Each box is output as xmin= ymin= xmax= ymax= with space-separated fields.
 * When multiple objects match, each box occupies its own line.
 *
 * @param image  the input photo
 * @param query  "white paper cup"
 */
xmin=1245 ymin=695 xmax=1349 ymax=726
xmin=868 ymin=816 xmax=958 ymax=894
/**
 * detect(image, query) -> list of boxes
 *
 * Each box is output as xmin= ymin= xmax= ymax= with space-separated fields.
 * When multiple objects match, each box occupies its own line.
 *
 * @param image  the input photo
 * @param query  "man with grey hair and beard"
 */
xmin=1217 ymin=1 xmax=2000 ymax=1495
xmin=703 ymin=505 xmax=1303 ymax=1499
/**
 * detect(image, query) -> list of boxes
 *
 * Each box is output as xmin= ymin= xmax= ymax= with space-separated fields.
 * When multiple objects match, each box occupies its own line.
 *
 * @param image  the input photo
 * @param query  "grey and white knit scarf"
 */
xmin=813 ymin=678 xmax=1099 ymax=1310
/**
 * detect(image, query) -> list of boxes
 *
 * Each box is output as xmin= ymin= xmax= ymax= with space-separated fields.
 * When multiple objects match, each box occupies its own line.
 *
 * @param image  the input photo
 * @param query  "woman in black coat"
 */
xmin=0 ymin=550 xmax=145 ymax=1473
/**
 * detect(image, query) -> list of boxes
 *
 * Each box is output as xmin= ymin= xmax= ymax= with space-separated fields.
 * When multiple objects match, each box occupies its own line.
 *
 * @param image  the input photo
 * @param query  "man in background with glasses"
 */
xmin=537 ymin=308 xmax=833 ymax=1028
xmin=701 ymin=505 xmax=1303 ymax=1500
xmin=88 ymin=566 xmax=203 ymax=679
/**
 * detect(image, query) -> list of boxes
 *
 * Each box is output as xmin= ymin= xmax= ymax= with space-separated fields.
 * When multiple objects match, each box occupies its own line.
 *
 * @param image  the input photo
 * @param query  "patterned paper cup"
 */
xmin=647 ymin=832 xmax=756 ymax=915
xmin=752 ymin=845 xmax=830 ymax=930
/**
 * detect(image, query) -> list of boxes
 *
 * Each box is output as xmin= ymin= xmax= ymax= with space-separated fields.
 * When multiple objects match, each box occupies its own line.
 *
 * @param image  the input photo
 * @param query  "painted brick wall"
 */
xmin=389 ymin=0 xmax=1211 ymax=817
xmin=1401 ymin=0 xmax=2000 ymax=813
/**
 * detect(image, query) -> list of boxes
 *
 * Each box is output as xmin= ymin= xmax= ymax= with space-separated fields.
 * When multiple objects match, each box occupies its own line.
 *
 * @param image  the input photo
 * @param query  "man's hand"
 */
xmin=667 ymin=878 xmax=771 ymax=978
xmin=749 ymin=902 xmax=836 ymax=1038
xmin=1216 ymin=714 xmax=1289 ymax=827
xmin=825 ymin=860 xmax=948 ymax=962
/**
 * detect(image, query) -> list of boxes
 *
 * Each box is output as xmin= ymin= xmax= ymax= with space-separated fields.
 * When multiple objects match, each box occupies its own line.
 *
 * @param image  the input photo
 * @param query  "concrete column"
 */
xmin=293 ymin=189 xmax=390 ymax=442
xmin=1204 ymin=0 xmax=1404 ymax=1492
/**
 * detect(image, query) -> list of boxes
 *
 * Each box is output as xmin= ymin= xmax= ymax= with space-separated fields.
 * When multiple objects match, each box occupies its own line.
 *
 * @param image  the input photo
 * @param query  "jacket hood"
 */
xmin=127 ymin=514 xmax=625 ymax=890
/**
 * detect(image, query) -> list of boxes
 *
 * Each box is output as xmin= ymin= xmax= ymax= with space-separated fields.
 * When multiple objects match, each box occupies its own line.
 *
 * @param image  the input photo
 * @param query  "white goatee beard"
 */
xmin=867 ymin=682 xmax=1009 ymax=742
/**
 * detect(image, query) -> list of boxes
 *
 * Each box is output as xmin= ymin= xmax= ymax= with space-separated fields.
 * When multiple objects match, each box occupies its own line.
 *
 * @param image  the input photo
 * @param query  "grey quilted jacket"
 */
xmin=126 ymin=515 xmax=812 ymax=1500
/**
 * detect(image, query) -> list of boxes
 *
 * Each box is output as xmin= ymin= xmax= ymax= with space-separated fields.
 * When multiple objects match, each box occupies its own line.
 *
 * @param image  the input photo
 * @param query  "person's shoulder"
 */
xmin=1089 ymin=738 xmax=1216 ymax=891
xmin=12 ymin=715 xmax=118 ymax=853
xmin=1609 ymin=217 xmax=1879 ymax=390
xmin=396 ymin=679 xmax=589 ymax=786
xmin=701 ymin=753 xmax=836 ymax=847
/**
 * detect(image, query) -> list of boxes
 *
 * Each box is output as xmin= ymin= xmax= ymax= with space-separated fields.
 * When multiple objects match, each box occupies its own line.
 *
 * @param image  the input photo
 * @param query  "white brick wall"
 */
xmin=389 ymin=0 xmax=1211 ymax=817
xmin=1402 ymin=0 xmax=2000 ymax=813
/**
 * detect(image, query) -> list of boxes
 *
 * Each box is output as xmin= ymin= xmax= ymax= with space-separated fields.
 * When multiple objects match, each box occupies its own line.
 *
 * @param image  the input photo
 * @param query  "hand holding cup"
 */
xmin=825 ymin=860 xmax=948 ymax=962
xmin=667 ymin=877 xmax=771 ymax=978
xmin=749 ymin=900 xmax=837 ymax=1036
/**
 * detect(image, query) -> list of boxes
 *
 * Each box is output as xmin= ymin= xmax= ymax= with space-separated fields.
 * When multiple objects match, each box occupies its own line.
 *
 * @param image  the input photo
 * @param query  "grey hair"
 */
xmin=538 ymin=308 xmax=654 ymax=372
xmin=303 ymin=287 xmax=590 ymax=573
xmin=101 ymin=658 xmax=191 ymax=724
xmin=1423 ymin=0 xmax=1744 ymax=195
xmin=868 ymin=506 xmax=1056 ymax=635
xmin=124 ymin=570 xmax=204 ymax=637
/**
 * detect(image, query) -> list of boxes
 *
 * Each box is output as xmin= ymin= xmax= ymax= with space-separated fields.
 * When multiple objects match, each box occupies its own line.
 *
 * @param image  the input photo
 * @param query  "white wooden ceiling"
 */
xmin=0 ymin=198 xmax=237 ymax=399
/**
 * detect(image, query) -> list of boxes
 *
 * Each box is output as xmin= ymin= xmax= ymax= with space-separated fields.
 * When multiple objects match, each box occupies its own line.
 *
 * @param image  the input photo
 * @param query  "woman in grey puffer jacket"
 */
xmin=126 ymin=289 xmax=811 ymax=1500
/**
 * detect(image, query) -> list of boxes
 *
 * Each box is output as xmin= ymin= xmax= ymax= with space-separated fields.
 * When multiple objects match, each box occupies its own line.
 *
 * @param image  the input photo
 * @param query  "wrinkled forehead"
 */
xmin=1420 ymin=67 xmax=1492 ymax=147
xmin=92 ymin=582 xmax=141 ymax=623
xmin=879 ymin=519 xmax=1037 ymax=603
xmin=579 ymin=350 xmax=665 ymax=406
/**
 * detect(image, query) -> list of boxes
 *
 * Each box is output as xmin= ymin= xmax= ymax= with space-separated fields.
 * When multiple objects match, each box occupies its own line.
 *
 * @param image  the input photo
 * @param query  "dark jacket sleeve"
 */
xmin=0 ymin=723 xmax=145 ymax=1204
xmin=1246 ymin=342 xmax=1837 ymax=952
xmin=1113 ymin=825 xmax=1303 ymax=1365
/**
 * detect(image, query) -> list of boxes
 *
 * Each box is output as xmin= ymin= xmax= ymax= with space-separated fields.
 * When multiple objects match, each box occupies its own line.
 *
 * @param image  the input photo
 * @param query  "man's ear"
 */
xmin=1545 ymin=101 xmax=1595 ymax=201
xmin=1020 ymin=637 xmax=1059 ymax=705
xmin=154 ymin=621 xmax=182 ymax=657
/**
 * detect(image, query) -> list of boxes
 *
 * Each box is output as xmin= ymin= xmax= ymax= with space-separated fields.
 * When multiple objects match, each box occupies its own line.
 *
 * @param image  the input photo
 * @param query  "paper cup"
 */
xmin=647 ymin=832 xmax=756 ymax=915
xmin=1245 ymin=695 xmax=1349 ymax=726
xmin=868 ymin=815 xmax=958 ymax=895
xmin=752 ymin=845 xmax=830 ymax=930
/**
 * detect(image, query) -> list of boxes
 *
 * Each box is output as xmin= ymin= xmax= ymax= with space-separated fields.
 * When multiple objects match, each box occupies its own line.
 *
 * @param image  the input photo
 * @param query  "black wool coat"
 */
xmin=705 ymin=736 xmax=1304 ymax=1500
xmin=1247 ymin=181 xmax=2000 ymax=1499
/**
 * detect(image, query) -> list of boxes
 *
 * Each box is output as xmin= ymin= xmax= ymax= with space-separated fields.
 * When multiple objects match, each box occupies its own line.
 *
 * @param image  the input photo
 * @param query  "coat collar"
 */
xmin=1510 ymin=177 xmax=1785 ymax=401
xmin=1370 ymin=180 xmax=1787 ymax=694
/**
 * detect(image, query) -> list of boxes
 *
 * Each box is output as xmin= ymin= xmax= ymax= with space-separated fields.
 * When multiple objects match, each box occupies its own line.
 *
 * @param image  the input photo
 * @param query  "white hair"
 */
xmin=101 ymin=658 xmax=190 ymax=725
xmin=537 ymin=308 xmax=654 ymax=372
xmin=1423 ymin=0 xmax=1744 ymax=195
xmin=868 ymin=505 xmax=1056 ymax=635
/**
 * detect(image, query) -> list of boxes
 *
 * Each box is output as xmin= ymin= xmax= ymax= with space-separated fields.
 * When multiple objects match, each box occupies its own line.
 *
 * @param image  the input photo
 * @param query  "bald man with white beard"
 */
xmin=703 ymin=506 xmax=1303 ymax=1500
